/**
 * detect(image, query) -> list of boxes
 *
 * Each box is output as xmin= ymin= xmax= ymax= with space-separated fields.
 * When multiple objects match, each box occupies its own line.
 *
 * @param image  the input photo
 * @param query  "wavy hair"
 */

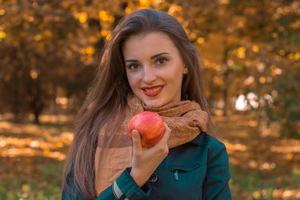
xmin=62 ymin=9 xmax=211 ymax=199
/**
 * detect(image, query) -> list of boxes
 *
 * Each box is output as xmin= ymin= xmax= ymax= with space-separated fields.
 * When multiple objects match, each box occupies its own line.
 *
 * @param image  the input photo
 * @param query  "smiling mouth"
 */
xmin=142 ymin=86 xmax=164 ymax=97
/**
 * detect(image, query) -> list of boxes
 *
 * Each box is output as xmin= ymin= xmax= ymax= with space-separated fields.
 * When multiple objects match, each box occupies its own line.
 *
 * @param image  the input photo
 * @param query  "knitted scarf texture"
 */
xmin=94 ymin=94 xmax=205 ymax=194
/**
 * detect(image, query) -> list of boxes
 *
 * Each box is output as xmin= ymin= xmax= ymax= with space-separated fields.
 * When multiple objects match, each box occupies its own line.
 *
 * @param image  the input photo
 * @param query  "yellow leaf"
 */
xmin=0 ymin=31 xmax=6 ymax=39
xmin=100 ymin=30 xmax=112 ymax=40
xmin=125 ymin=7 xmax=133 ymax=14
xmin=88 ymin=36 xmax=98 ymax=43
xmin=235 ymin=17 xmax=246 ymax=28
xmin=86 ymin=47 xmax=95 ymax=55
xmin=197 ymin=37 xmax=205 ymax=45
xmin=168 ymin=4 xmax=182 ymax=15
xmin=0 ymin=8 xmax=5 ymax=16
xmin=271 ymin=65 xmax=282 ymax=76
xmin=290 ymin=20 xmax=300 ymax=29
xmin=252 ymin=191 xmax=261 ymax=199
xmin=98 ymin=10 xmax=114 ymax=23
xmin=43 ymin=30 xmax=53 ymax=38
xmin=218 ymin=0 xmax=230 ymax=5
xmin=21 ymin=184 xmax=31 ymax=193
xmin=244 ymin=76 xmax=255 ymax=86
xmin=80 ymin=46 xmax=95 ymax=56
xmin=251 ymin=44 xmax=260 ymax=53
xmin=34 ymin=34 xmax=43 ymax=41
xmin=213 ymin=76 xmax=223 ymax=86
xmin=256 ymin=62 xmax=265 ymax=72
xmin=30 ymin=69 xmax=39 ymax=79
xmin=259 ymin=76 xmax=266 ymax=84
xmin=235 ymin=47 xmax=246 ymax=59
xmin=25 ymin=15 xmax=34 ymax=22
xmin=139 ymin=0 xmax=152 ymax=8
xmin=75 ymin=12 xmax=88 ymax=24
xmin=287 ymin=153 xmax=294 ymax=160
xmin=288 ymin=52 xmax=300 ymax=60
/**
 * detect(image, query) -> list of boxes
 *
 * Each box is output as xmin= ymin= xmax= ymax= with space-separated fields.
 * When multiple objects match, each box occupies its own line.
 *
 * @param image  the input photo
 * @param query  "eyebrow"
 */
xmin=125 ymin=52 xmax=169 ymax=63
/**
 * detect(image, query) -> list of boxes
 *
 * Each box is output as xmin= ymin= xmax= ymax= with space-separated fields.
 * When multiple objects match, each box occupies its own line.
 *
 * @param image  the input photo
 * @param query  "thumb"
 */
xmin=131 ymin=130 xmax=142 ymax=153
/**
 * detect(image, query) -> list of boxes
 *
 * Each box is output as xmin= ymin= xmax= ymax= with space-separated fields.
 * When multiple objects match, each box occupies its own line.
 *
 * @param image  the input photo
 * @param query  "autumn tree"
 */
xmin=0 ymin=0 xmax=299 ymax=136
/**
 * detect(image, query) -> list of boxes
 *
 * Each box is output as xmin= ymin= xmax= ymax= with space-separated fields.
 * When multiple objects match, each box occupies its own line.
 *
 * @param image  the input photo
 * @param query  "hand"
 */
xmin=130 ymin=123 xmax=171 ymax=186
xmin=196 ymin=110 xmax=209 ymax=132
xmin=185 ymin=109 xmax=209 ymax=132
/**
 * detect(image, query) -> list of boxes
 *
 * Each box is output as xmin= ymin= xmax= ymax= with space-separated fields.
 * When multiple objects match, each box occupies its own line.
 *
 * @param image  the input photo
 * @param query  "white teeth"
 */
xmin=144 ymin=87 xmax=161 ymax=93
xmin=146 ymin=88 xmax=159 ymax=92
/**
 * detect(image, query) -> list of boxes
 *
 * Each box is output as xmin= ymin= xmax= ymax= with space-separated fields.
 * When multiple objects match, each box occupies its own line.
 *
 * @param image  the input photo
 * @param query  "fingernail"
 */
xmin=132 ymin=130 xmax=138 ymax=137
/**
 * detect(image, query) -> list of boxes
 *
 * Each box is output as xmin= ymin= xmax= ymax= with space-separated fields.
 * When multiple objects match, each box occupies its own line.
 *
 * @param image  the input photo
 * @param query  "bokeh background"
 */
xmin=0 ymin=0 xmax=299 ymax=199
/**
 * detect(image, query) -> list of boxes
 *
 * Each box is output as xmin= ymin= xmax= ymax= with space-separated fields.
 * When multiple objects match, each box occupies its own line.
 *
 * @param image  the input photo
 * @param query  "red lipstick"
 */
xmin=142 ymin=86 xmax=163 ymax=97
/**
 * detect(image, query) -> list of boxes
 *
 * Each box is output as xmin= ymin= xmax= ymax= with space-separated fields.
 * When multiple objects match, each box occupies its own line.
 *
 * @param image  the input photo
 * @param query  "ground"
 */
xmin=0 ymin=113 xmax=299 ymax=199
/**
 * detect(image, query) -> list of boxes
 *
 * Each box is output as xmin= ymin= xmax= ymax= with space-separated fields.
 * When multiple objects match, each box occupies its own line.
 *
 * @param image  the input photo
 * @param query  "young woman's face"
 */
xmin=122 ymin=31 xmax=185 ymax=108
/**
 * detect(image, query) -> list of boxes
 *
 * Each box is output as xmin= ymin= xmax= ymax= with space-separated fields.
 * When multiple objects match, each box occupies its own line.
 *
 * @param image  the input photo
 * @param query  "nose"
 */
xmin=142 ymin=65 xmax=157 ymax=83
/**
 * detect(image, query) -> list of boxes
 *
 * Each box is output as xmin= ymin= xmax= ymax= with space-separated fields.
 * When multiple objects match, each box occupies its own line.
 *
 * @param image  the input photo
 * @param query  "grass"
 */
xmin=0 ymin=159 xmax=63 ymax=200
xmin=0 ymin=114 xmax=299 ymax=199
xmin=1 ymin=162 xmax=299 ymax=200
xmin=229 ymin=158 xmax=300 ymax=200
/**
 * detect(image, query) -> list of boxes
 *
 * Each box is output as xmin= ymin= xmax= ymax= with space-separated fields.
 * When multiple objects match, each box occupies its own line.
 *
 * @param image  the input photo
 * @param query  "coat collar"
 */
xmin=189 ymin=132 xmax=207 ymax=146
xmin=164 ymin=132 xmax=208 ymax=170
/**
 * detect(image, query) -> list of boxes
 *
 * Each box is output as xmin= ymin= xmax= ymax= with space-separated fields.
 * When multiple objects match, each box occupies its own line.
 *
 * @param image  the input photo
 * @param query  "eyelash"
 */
xmin=127 ymin=63 xmax=140 ymax=71
xmin=126 ymin=57 xmax=169 ymax=70
xmin=155 ymin=57 xmax=168 ymax=65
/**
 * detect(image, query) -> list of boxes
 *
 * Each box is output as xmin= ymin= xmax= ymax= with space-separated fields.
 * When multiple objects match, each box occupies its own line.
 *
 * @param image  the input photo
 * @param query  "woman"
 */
xmin=62 ymin=9 xmax=231 ymax=200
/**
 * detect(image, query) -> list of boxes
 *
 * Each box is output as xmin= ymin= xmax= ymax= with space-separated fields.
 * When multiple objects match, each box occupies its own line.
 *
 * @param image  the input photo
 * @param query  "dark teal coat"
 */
xmin=62 ymin=133 xmax=232 ymax=200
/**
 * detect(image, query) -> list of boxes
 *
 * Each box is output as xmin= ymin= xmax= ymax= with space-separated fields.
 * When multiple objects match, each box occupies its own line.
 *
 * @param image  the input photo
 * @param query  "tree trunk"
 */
xmin=221 ymin=47 xmax=230 ymax=117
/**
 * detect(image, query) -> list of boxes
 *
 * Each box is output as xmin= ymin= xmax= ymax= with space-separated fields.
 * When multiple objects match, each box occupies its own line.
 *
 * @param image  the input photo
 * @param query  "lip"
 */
xmin=141 ymin=85 xmax=164 ymax=90
xmin=141 ymin=85 xmax=164 ymax=97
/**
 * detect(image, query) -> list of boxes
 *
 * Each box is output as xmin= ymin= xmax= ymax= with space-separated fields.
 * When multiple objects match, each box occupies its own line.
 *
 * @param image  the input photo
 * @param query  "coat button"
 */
xmin=149 ymin=173 xmax=158 ymax=183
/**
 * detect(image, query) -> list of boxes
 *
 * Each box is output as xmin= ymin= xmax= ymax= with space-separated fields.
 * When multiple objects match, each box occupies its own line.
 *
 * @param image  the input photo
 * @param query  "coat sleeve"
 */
xmin=61 ymin=168 xmax=152 ymax=200
xmin=202 ymin=142 xmax=232 ymax=200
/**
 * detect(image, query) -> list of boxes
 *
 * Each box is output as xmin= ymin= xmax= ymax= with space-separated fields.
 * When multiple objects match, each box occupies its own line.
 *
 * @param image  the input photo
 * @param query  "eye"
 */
xmin=155 ymin=57 xmax=168 ymax=65
xmin=126 ymin=63 xmax=140 ymax=71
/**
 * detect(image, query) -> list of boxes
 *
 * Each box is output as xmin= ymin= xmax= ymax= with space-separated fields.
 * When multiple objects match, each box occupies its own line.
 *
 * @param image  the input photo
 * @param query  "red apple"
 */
xmin=128 ymin=111 xmax=165 ymax=148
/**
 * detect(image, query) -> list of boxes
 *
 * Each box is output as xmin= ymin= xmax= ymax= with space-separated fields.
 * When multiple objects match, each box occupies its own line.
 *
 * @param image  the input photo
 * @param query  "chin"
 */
xmin=142 ymin=99 xmax=169 ymax=108
xmin=143 ymin=102 xmax=160 ymax=108
xmin=136 ymin=93 xmax=171 ymax=108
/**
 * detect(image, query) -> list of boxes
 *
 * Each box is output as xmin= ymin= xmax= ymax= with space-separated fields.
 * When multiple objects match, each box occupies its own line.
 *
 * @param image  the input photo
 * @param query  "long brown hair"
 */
xmin=62 ymin=9 xmax=211 ymax=199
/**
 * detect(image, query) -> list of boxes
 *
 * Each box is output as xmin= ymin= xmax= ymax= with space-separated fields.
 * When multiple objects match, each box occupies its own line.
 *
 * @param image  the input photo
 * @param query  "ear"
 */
xmin=183 ymin=67 xmax=188 ymax=74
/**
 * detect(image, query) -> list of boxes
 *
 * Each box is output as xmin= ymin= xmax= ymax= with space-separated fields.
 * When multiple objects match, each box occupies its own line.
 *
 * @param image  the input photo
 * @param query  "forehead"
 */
xmin=122 ymin=31 xmax=178 ymax=58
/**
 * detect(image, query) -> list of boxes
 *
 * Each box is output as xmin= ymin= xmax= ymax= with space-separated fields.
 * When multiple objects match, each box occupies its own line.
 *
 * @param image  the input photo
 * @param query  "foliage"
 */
xmin=0 ymin=0 xmax=299 ymax=136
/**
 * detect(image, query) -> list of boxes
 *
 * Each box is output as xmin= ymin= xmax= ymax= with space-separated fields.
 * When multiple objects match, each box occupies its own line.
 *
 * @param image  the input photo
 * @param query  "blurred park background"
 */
xmin=0 ymin=0 xmax=299 ymax=199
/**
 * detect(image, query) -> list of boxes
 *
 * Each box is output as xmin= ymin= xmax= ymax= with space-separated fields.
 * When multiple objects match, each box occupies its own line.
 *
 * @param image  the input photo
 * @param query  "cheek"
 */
xmin=126 ymin=73 xmax=139 ymax=89
xmin=165 ymin=70 xmax=184 ymax=90
xmin=164 ymin=66 xmax=184 ymax=82
xmin=167 ymin=59 xmax=184 ymax=77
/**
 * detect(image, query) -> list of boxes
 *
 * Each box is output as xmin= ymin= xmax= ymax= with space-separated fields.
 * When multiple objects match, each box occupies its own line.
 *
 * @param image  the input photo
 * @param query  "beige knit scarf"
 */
xmin=94 ymin=94 xmax=206 ymax=195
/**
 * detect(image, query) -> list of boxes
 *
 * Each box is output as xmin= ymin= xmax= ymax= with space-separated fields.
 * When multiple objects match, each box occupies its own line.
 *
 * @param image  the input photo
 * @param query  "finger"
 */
xmin=146 ymin=124 xmax=170 ymax=155
xmin=131 ymin=130 xmax=142 ymax=154
xmin=191 ymin=120 xmax=207 ymax=132
xmin=152 ymin=123 xmax=170 ymax=147
xmin=199 ymin=111 xmax=208 ymax=132
xmin=162 ymin=122 xmax=171 ymax=142
xmin=199 ymin=120 xmax=208 ymax=132
xmin=190 ymin=111 xmax=208 ymax=132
